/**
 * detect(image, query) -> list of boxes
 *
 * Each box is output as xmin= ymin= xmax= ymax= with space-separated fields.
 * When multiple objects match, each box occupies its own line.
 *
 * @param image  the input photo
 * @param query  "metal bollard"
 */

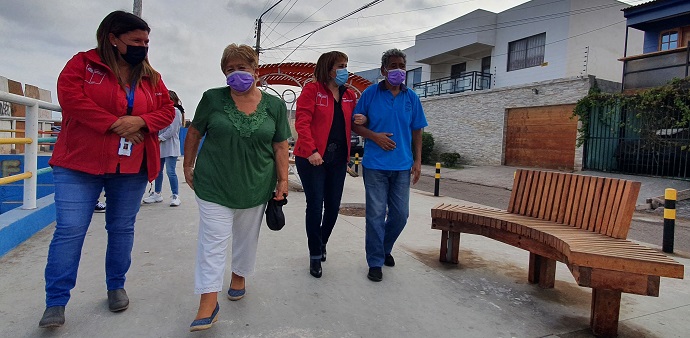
xmin=434 ymin=162 xmax=441 ymax=197
xmin=663 ymin=188 xmax=676 ymax=253
xmin=354 ymin=153 xmax=360 ymax=174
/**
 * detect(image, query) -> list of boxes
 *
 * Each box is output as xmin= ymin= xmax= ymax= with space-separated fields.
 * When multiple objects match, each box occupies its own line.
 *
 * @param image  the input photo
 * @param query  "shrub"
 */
xmin=421 ymin=132 xmax=435 ymax=164
xmin=439 ymin=152 xmax=461 ymax=168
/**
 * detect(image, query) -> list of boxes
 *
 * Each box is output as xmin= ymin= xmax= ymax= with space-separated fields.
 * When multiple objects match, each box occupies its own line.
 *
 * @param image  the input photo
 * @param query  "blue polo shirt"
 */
xmin=354 ymin=81 xmax=428 ymax=171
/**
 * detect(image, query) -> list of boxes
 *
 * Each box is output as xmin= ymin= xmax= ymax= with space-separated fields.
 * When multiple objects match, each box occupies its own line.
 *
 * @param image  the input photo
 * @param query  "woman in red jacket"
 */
xmin=293 ymin=51 xmax=366 ymax=278
xmin=39 ymin=11 xmax=174 ymax=328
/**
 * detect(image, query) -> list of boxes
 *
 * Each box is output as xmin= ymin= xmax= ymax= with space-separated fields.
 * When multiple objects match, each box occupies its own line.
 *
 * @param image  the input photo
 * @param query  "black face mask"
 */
xmin=116 ymin=44 xmax=148 ymax=66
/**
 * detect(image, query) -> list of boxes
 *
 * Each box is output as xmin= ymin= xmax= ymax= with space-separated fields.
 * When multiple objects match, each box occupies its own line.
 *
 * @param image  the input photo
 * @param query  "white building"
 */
xmin=402 ymin=0 xmax=642 ymax=97
xmin=354 ymin=0 xmax=646 ymax=170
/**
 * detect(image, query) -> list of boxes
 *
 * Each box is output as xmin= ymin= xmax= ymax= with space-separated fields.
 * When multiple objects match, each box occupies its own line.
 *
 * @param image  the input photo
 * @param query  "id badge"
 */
xmin=118 ymin=137 xmax=133 ymax=156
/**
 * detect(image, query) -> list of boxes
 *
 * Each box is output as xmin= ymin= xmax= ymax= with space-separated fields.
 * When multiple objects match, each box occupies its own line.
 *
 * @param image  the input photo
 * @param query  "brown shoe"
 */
xmin=346 ymin=166 xmax=359 ymax=177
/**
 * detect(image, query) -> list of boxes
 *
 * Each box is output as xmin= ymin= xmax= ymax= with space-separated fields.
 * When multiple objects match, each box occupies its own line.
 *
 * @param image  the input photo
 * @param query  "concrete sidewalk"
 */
xmin=0 ymin=164 xmax=688 ymax=337
xmin=420 ymin=165 xmax=690 ymax=208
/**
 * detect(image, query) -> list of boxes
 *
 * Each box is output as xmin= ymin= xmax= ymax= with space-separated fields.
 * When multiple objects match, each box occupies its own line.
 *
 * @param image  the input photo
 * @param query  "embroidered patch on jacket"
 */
xmin=85 ymin=64 xmax=106 ymax=85
xmin=316 ymin=92 xmax=329 ymax=107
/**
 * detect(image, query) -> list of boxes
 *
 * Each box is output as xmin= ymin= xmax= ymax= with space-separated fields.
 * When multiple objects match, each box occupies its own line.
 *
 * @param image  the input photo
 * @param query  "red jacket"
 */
xmin=293 ymin=81 xmax=357 ymax=160
xmin=49 ymin=49 xmax=175 ymax=182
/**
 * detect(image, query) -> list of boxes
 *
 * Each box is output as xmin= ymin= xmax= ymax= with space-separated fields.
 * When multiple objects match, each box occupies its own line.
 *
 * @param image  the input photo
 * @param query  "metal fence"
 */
xmin=0 ymin=91 xmax=61 ymax=209
xmin=584 ymin=103 xmax=690 ymax=179
xmin=413 ymin=71 xmax=491 ymax=98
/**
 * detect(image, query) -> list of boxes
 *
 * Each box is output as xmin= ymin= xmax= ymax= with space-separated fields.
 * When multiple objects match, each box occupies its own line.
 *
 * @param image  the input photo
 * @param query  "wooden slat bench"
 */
xmin=431 ymin=169 xmax=685 ymax=337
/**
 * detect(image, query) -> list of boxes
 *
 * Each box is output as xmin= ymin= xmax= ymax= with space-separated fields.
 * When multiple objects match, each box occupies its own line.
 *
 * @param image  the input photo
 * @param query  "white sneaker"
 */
xmin=142 ymin=192 xmax=163 ymax=204
xmin=94 ymin=202 xmax=106 ymax=213
xmin=170 ymin=194 xmax=181 ymax=207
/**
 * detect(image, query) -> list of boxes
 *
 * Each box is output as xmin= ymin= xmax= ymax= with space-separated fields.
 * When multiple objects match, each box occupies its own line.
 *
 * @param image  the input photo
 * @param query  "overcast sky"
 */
xmin=0 ymin=0 xmax=640 ymax=119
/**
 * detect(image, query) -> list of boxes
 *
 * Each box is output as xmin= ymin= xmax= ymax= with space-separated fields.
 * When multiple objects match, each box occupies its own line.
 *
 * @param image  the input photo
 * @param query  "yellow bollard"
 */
xmin=663 ymin=188 xmax=676 ymax=253
xmin=354 ymin=153 xmax=360 ymax=174
xmin=434 ymin=162 xmax=441 ymax=196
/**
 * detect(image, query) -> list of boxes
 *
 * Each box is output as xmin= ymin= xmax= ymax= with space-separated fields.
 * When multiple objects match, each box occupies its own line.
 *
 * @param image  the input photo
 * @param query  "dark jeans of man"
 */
xmin=295 ymin=146 xmax=348 ymax=259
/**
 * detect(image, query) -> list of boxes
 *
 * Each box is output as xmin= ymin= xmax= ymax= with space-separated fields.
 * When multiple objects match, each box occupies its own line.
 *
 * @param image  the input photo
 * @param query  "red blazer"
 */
xmin=49 ymin=49 xmax=175 ymax=182
xmin=293 ymin=81 xmax=357 ymax=161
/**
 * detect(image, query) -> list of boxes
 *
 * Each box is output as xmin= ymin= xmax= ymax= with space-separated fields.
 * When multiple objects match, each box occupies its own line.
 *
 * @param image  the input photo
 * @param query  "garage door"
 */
xmin=505 ymin=105 xmax=578 ymax=170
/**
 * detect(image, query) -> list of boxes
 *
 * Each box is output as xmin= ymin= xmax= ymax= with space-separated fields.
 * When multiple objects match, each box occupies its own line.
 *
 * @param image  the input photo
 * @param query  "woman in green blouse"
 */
xmin=183 ymin=43 xmax=290 ymax=332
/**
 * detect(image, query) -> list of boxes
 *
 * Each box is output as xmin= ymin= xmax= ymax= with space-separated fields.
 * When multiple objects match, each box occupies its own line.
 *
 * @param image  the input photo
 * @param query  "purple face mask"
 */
xmin=386 ymin=68 xmax=406 ymax=86
xmin=226 ymin=71 xmax=255 ymax=92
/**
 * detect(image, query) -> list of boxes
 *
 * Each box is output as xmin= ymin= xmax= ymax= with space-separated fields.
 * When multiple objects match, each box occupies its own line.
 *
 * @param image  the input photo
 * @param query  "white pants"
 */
xmin=194 ymin=196 xmax=266 ymax=294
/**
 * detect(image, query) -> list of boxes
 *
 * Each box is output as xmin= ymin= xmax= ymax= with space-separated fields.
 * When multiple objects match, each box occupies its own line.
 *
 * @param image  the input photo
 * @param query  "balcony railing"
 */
xmin=413 ymin=71 xmax=492 ymax=98
xmin=622 ymin=45 xmax=690 ymax=90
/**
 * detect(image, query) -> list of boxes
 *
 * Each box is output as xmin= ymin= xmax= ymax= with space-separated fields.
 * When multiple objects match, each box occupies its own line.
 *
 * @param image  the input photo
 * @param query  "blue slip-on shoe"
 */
xmin=227 ymin=287 xmax=245 ymax=301
xmin=189 ymin=302 xmax=219 ymax=332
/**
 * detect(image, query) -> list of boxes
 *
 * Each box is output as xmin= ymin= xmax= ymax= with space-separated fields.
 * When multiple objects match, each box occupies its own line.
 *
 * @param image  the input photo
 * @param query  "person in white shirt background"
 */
xmin=143 ymin=90 xmax=183 ymax=206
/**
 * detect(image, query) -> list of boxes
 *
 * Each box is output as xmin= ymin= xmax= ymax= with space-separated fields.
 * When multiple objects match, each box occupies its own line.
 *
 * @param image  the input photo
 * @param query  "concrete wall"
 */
xmin=421 ymin=76 xmax=591 ymax=167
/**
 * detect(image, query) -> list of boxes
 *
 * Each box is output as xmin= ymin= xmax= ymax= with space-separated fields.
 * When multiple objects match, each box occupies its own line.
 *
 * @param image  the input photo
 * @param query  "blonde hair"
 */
xmin=220 ymin=44 xmax=259 ymax=73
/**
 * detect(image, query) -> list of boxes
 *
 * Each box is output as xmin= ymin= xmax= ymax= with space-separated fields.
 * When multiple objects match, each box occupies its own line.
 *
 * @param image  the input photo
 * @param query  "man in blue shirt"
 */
xmin=352 ymin=48 xmax=428 ymax=282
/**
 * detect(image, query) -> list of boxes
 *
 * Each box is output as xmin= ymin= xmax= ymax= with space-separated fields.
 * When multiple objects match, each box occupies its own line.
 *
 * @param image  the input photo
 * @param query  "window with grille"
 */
xmin=660 ymin=30 xmax=679 ymax=51
xmin=406 ymin=67 xmax=422 ymax=86
xmin=507 ymin=33 xmax=546 ymax=71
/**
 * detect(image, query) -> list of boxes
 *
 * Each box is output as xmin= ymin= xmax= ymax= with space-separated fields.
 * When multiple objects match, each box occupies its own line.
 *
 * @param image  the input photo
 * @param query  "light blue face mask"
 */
xmin=335 ymin=68 xmax=349 ymax=86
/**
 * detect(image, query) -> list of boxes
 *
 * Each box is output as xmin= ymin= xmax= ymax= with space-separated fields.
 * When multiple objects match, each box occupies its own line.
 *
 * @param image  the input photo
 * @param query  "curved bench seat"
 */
xmin=430 ymin=169 xmax=684 ymax=337
xmin=432 ymin=204 xmax=684 ymax=281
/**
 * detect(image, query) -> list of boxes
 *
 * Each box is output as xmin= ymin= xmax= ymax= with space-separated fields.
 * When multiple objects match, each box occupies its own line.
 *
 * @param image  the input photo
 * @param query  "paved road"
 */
xmin=415 ymin=175 xmax=690 ymax=255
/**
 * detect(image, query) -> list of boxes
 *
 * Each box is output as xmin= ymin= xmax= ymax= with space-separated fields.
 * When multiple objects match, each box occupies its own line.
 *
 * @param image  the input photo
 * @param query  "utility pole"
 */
xmin=133 ymin=0 xmax=142 ymax=17
xmin=255 ymin=0 xmax=284 ymax=61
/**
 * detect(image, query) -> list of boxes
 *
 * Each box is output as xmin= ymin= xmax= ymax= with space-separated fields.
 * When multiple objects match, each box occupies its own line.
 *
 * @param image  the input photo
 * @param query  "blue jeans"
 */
xmin=363 ymin=168 xmax=410 ymax=268
xmin=295 ymin=155 xmax=347 ymax=259
xmin=45 ymin=166 xmax=148 ymax=307
xmin=154 ymin=156 xmax=179 ymax=195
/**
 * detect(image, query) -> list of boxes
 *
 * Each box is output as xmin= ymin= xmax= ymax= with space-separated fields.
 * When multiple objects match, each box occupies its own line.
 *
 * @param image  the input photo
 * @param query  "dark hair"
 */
xmin=380 ymin=48 xmax=407 ymax=69
xmin=314 ymin=51 xmax=348 ymax=85
xmin=169 ymin=90 xmax=185 ymax=123
xmin=96 ymin=11 xmax=160 ymax=87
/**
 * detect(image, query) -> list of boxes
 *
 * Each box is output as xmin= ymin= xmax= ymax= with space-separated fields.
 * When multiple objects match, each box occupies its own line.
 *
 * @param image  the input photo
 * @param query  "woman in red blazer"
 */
xmin=293 ymin=51 xmax=366 ymax=278
xmin=39 ymin=11 xmax=174 ymax=328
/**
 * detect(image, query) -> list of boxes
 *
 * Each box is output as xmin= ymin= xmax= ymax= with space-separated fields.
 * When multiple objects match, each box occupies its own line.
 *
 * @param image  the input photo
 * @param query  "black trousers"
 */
xmin=295 ymin=146 xmax=348 ymax=258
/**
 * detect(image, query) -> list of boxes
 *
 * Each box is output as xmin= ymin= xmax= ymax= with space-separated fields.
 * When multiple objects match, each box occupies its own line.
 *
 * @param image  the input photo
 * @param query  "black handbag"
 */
xmin=265 ymin=194 xmax=288 ymax=231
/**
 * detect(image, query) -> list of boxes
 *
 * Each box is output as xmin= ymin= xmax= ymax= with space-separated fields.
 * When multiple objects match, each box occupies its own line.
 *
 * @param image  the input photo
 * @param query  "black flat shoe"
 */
xmin=384 ymin=254 xmax=395 ymax=267
xmin=367 ymin=267 xmax=382 ymax=282
xmin=310 ymin=258 xmax=322 ymax=278
xmin=39 ymin=306 xmax=65 ymax=328
xmin=321 ymin=245 xmax=327 ymax=262
xmin=107 ymin=289 xmax=129 ymax=312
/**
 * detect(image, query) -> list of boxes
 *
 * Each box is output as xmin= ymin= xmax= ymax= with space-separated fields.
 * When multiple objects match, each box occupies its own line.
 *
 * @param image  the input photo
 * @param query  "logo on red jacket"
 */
xmin=316 ymin=91 xmax=328 ymax=107
xmin=85 ymin=64 xmax=106 ymax=85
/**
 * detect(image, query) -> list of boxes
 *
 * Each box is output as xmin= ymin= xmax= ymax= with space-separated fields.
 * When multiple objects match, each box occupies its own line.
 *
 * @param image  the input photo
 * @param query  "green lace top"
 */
xmin=191 ymin=87 xmax=291 ymax=209
xmin=224 ymin=96 xmax=269 ymax=138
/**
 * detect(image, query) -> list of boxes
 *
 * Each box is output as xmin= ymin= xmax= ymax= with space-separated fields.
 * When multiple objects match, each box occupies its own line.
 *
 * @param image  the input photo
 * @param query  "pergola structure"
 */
xmin=257 ymin=62 xmax=373 ymax=98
